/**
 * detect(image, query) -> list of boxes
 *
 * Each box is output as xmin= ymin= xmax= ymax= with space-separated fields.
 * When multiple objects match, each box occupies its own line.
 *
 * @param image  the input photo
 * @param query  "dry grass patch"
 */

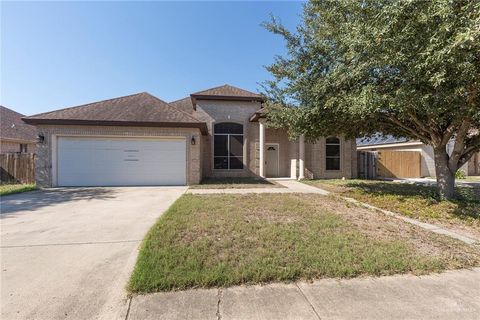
xmin=303 ymin=179 xmax=480 ymax=239
xmin=189 ymin=177 xmax=284 ymax=189
xmin=128 ymin=194 xmax=479 ymax=293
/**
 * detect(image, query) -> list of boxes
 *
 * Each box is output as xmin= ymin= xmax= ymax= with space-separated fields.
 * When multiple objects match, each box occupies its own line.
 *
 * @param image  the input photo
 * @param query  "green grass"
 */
xmin=127 ymin=194 xmax=477 ymax=293
xmin=303 ymin=179 xmax=480 ymax=236
xmin=189 ymin=177 xmax=284 ymax=189
xmin=0 ymin=183 xmax=37 ymax=196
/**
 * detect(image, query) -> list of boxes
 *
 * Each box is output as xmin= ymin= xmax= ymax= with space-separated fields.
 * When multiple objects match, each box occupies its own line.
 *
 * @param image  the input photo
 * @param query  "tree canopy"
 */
xmin=263 ymin=0 xmax=480 ymax=198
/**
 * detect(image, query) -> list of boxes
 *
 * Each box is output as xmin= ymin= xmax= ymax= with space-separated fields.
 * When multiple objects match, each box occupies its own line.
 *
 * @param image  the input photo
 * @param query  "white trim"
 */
xmin=265 ymin=142 xmax=279 ymax=177
xmin=53 ymin=134 xmax=187 ymax=187
xmin=259 ymin=121 xmax=266 ymax=177
xmin=357 ymin=141 xmax=424 ymax=150
xmin=298 ymin=134 xmax=305 ymax=180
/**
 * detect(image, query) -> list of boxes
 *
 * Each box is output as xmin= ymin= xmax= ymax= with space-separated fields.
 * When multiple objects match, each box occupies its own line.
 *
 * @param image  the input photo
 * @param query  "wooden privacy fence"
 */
xmin=377 ymin=151 xmax=421 ymax=178
xmin=357 ymin=151 xmax=377 ymax=179
xmin=0 ymin=153 xmax=35 ymax=184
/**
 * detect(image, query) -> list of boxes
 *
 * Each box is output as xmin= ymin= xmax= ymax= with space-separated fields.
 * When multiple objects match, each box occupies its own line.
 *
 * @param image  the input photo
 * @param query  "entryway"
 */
xmin=265 ymin=143 xmax=279 ymax=177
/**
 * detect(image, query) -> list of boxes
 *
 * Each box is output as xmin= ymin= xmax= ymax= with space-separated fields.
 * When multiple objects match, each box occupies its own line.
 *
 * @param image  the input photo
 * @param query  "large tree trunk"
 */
xmin=433 ymin=146 xmax=456 ymax=200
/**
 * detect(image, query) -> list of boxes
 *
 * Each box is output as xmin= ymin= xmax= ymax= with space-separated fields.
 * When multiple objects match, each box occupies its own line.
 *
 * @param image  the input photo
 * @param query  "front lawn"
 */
xmin=189 ymin=177 xmax=284 ymax=189
xmin=0 ymin=183 xmax=37 ymax=196
xmin=303 ymin=179 xmax=480 ymax=238
xmin=128 ymin=194 xmax=479 ymax=293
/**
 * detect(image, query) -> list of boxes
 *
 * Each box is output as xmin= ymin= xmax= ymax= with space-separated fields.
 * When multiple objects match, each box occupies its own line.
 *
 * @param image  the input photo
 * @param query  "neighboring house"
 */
xmin=0 ymin=106 xmax=37 ymax=154
xmin=22 ymin=85 xmax=357 ymax=187
xmin=357 ymin=135 xmax=480 ymax=178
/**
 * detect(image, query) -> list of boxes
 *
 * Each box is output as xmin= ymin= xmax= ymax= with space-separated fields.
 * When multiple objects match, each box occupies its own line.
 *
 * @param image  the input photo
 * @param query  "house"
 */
xmin=0 ymin=106 xmax=37 ymax=154
xmin=22 ymin=85 xmax=357 ymax=187
xmin=357 ymin=135 xmax=480 ymax=178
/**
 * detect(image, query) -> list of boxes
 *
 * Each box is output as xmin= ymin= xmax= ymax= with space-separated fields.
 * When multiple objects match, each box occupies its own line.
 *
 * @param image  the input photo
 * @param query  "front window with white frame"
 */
xmin=213 ymin=123 xmax=244 ymax=169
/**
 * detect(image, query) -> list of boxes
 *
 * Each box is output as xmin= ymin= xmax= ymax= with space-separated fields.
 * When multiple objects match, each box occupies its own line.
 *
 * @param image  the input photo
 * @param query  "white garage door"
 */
xmin=57 ymin=137 xmax=186 ymax=186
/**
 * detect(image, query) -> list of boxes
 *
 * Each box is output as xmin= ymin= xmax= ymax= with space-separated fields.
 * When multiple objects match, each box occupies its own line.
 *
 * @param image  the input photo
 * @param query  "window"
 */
xmin=214 ymin=123 xmax=244 ymax=169
xmin=20 ymin=144 xmax=28 ymax=153
xmin=326 ymin=137 xmax=340 ymax=170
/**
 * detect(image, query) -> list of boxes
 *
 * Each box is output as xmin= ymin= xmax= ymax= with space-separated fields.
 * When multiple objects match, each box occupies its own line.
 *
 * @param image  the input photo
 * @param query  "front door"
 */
xmin=266 ymin=144 xmax=279 ymax=177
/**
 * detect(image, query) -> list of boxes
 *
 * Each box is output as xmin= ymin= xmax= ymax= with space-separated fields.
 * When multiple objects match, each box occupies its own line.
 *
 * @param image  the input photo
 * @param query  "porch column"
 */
xmin=259 ymin=121 xmax=266 ymax=178
xmin=298 ymin=134 xmax=305 ymax=180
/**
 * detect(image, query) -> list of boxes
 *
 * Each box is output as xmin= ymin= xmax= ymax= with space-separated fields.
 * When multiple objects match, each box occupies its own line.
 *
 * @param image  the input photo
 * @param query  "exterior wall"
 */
xmin=305 ymin=137 xmax=357 ymax=179
xmin=194 ymin=100 xmax=262 ymax=178
xmin=192 ymin=98 xmax=357 ymax=180
xmin=34 ymin=125 xmax=202 ymax=187
xmin=0 ymin=140 xmax=36 ymax=154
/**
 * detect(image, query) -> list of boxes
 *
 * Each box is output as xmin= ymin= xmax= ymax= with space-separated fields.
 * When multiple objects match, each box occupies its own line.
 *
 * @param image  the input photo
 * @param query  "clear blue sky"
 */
xmin=1 ymin=1 xmax=303 ymax=115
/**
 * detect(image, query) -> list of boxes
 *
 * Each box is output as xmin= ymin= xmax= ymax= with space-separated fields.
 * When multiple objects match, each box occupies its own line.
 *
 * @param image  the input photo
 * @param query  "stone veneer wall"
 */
xmin=35 ymin=125 xmax=202 ymax=187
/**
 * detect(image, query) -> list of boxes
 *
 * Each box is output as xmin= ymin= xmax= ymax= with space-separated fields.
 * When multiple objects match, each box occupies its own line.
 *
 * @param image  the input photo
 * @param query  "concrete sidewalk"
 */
xmin=187 ymin=180 xmax=329 ymax=195
xmin=127 ymin=268 xmax=480 ymax=320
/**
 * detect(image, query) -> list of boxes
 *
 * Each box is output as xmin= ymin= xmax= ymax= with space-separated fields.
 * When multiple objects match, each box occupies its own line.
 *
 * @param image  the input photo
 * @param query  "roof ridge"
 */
xmin=190 ymin=84 xmax=229 ymax=95
xmin=1 ymin=105 xmax=26 ymax=117
xmin=25 ymin=92 xmax=148 ymax=118
xmin=148 ymin=95 xmax=201 ymax=123
xmin=169 ymin=96 xmax=191 ymax=104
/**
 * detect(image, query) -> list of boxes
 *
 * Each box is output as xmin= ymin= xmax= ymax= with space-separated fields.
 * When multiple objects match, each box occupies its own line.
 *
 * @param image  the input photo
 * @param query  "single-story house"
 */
xmin=0 ymin=106 xmax=37 ymax=154
xmin=23 ymin=85 xmax=357 ymax=187
xmin=357 ymin=135 xmax=480 ymax=178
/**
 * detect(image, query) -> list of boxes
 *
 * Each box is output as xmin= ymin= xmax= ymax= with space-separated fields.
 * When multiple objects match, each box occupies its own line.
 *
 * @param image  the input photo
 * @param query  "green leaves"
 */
xmin=263 ymin=0 xmax=480 ymax=142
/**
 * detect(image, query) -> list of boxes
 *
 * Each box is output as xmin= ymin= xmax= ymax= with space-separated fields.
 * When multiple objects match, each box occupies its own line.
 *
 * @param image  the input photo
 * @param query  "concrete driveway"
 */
xmin=1 ymin=187 xmax=186 ymax=320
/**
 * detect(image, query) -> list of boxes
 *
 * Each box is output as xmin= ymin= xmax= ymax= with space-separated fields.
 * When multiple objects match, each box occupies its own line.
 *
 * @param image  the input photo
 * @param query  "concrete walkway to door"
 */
xmin=1 ymin=186 xmax=186 ymax=320
xmin=187 ymin=179 xmax=329 ymax=195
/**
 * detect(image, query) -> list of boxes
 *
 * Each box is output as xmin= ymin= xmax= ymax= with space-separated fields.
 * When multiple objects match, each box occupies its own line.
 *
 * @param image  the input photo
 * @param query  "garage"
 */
xmin=56 ymin=136 xmax=186 ymax=186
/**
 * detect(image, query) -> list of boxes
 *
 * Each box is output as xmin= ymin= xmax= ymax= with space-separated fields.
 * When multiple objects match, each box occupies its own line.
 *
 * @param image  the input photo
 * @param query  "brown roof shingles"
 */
xmin=23 ymin=92 xmax=208 ymax=134
xmin=190 ymin=84 xmax=264 ymax=103
xmin=0 ymin=106 xmax=37 ymax=142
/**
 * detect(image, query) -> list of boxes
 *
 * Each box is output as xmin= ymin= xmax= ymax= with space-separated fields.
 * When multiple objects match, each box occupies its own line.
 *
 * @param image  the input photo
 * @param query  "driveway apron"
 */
xmin=1 ymin=187 xmax=186 ymax=320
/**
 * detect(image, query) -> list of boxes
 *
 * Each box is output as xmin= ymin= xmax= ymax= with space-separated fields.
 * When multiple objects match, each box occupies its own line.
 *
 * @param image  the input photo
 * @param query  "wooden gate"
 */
xmin=377 ymin=151 xmax=421 ymax=178
xmin=357 ymin=151 xmax=377 ymax=179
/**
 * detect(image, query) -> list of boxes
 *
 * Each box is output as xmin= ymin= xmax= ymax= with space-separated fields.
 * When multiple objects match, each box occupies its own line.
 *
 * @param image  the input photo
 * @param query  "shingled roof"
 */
xmin=1 ymin=106 xmax=37 ymax=142
xmin=23 ymin=92 xmax=208 ymax=134
xmin=169 ymin=96 xmax=195 ymax=115
xmin=356 ymin=134 xmax=409 ymax=147
xmin=190 ymin=84 xmax=264 ymax=105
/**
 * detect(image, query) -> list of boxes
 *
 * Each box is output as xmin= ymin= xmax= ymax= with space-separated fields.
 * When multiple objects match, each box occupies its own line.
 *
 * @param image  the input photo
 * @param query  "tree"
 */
xmin=262 ymin=0 xmax=480 ymax=199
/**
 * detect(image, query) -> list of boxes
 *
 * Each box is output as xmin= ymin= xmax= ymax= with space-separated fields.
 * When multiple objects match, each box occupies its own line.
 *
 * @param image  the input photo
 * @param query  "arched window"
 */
xmin=326 ymin=137 xmax=340 ymax=170
xmin=214 ymin=123 xmax=244 ymax=169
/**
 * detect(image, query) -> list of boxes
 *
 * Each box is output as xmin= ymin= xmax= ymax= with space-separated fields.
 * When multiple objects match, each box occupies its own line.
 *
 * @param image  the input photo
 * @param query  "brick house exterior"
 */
xmin=24 ymin=85 xmax=357 ymax=187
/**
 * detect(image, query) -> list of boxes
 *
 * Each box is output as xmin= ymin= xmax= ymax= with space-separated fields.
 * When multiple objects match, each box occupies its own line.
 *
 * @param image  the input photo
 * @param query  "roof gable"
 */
xmin=190 ymin=84 xmax=264 ymax=105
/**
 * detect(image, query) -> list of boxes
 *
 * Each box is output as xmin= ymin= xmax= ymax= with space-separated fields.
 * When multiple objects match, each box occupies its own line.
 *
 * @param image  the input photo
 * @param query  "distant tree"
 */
xmin=262 ymin=0 xmax=480 ymax=199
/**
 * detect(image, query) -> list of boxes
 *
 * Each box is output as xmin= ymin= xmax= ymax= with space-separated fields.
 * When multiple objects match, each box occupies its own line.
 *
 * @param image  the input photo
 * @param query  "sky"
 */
xmin=1 ymin=1 xmax=304 ymax=115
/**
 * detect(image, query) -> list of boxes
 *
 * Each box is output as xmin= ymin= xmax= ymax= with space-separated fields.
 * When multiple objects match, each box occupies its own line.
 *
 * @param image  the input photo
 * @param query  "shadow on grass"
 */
xmin=342 ymin=181 xmax=480 ymax=220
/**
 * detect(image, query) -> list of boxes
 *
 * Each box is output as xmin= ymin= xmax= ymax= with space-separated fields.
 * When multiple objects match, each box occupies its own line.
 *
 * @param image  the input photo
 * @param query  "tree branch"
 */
xmin=383 ymin=116 xmax=431 ymax=144
xmin=458 ymin=134 xmax=480 ymax=168
xmin=448 ymin=119 xmax=472 ymax=170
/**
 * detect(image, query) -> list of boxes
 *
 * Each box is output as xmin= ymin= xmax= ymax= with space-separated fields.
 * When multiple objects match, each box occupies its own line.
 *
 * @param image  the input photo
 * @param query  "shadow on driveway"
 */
xmin=0 ymin=188 xmax=118 ymax=216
